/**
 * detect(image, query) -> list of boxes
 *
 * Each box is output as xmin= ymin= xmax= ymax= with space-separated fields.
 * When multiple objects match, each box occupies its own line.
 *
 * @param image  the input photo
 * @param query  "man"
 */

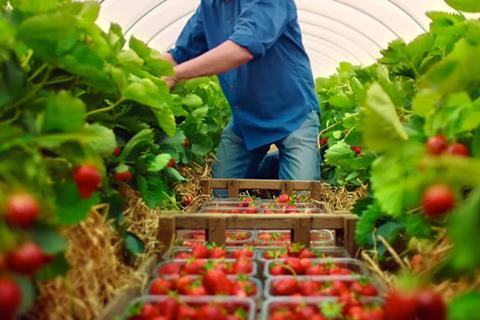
xmin=164 ymin=0 xmax=320 ymax=185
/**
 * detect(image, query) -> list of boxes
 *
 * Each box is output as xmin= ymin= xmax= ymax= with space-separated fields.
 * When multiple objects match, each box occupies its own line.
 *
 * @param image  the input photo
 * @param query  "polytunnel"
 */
xmin=95 ymin=0 xmax=474 ymax=76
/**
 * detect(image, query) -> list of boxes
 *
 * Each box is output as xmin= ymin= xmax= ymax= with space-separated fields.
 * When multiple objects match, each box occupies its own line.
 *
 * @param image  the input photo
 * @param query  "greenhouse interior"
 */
xmin=1 ymin=0 xmax=480 ymax=319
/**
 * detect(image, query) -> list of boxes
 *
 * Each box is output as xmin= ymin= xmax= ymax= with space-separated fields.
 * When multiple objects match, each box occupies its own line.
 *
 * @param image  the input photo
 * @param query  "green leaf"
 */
xmin=116 ymin=50 xmax=144 ymax=69
xmin=355 ymin=202 xmax=383 ymax=246
xmin=16 ymin=276 xmax=35 ymax=314
xmin=18 ymin=11 xmax=75 ymax=41
xmin=147 ymin=153 xmax=171 ymax=172
xmin=191 ymin=106 xmax=209 ymax=119
xmin=405 ymin=215 xmax=434 ymax=239
xmin=35 ymin=254 xmax=69 ymax=281
xmin=377 ymin=221 xmax=404 ymax=243
xmin=129 ymin=36 xmax=152 ymax=60
xmin=85 ymin=124 xmax=117 ymax=157
xmin=124 ymin=232 xmax=145 ymax=255
xmin=154 ymin=108 xmax=176 ymax=137
xmin=182 ymin=94 xmax=203 ymax=108
xmin=329 ymin=93 xmax=354 ymax=109
xmin=10 ymin=0 xmax=62 ymax=12
xmin=31 ymin=225 xmax=68 ymax=255
xmin=448 ymin=292 xmax=480 ymax=320
xmin=412 ymin=89 xmax=442 ymax=117
xmin=122 ymin=76 xmax=171 ymax=110
xmin=119 ymin=128 xmax=154 ymax=162
xmin=137 ymin=174 xmax=170 ymax=208
xmin=445 ymin=0 xmax=480 ymax=12
xmin=360 ymin=83 xmax=408 ymax=152
xmin=55 ymin=181 xmax=100 ymax=225
xmin=165 ymin=167 xmax=187 ymax=182
xmin=472 ymin=128 xmax=480 ymax=159
xmin=43 ymin=91 xmax=86 ymax=133
xmin=325 ymin=141 xmax=354 ymax=166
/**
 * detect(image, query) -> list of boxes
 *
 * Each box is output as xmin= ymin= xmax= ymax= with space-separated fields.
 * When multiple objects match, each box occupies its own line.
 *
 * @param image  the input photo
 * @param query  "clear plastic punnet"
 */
xmin=166 ymin=246 xmax=255 ymax=260
xmin=122 ymin=295 xmax=256 ymax=320
xmin=260 ymin=297 xmax=384 ymax=320
xmin=145 ymin=275 xmax=263 ymax=303
xmin=175 ymin=230 xmax=255 ymax=247
xmin=254 ymin=230 xmax=335 ymax=246
xmin=153 ymin=258 xmax=258 ymax=278
xmin=264 ymin=275 xmax=387 ymax=299
xmin=264 ymin=258 xmax=370 ymax=278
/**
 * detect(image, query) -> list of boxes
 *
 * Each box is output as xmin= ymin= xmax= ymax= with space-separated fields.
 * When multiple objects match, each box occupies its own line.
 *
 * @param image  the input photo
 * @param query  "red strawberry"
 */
xmin=445 ymin=143 xmax=469 ymax=157
xmin=73 ymin=164 xmax=101 ymax=198
xmin=233 ymin=258 xmax=252 ymax=275
xmin=300 ymin=280 xmax=321 ymax=296
xmin=114 ymin=171 xmax=133 ymax=182
xmin=186 ymin=284 xmax=208 ymax=296
xmin=159 ymin=297 xmax=178 ymax=320
xmin=299 ymin=248 xmax=316 ymax=259
xmin=159 ymin=263 xmax=181 ymax=276
xmin=326 ymin=280 xmax=349 ymax=296
xmin=270 ymin=264 xmax=288 ymax=276
xmin=203 ymin=269 xmax=233 ymax=295
xmin=6 ymin=242 xmax=45 ymax=275
xmin=271 ymin=278 xmax=300 ymax=296
xmin=140 ymin=303 xmax=159 ymax=318
xmin=277 ymin=194 xmax=290 ymax=204
xmin=415 ymin=289 xmax=446 ymax=320
xmin=182 ymin=195 xmax=193 ymax=207
xmin=209 ymin=247 xmax=227 ymax=259
xmin=177 ymin=304 xmax=197 ymax=320
xmin=174 ymin=252 xmax=192 ymax=260
xmin=197 ymin=305 xmax=225 ymax=320
xmin=426 ymin=135 xmax=448 ymax=155
xmin=113 ymin=147 xmax=121 ymax=157
xmin=175 ymin=276 xmax=193 ymax=294
xmin=295 ymin=305 xmax=317 ymax=319
xmin=384 ymin=289 xmax=419 ymax=320
xmin=233 ymin=278 xmax=257 ymax=297
xmin=233 ymin=248 xmax=253 ymax=259
xmin=167 ymin=158 xmax=177 ymax=168
xmin=0 ymin=277 xmax=22 ymax=319
xmin=319 ymin=137 xmax=329 ymax=147
xmin=351 ymin=146 xmax=362 ymax=156
xmin=422 ymin=184 xmax=455 ymax=217
xmin=149 ymin=278 xmax=174 ymax=295
xmin=5 ymin=193 xmax=40 ymax=228
xmin=183 ymin=139 xmax=190 ymax=148
xmin=361 ymin=283 xmax=378 ymax=296
xmin=184 ymin=260 xmax=205 ymax=275
xmin=305 ymin=264 xmax=327 ymax=276
xmin=192 ymin=244 xmax=209 ymax=259
xmin=285 ymin=257 xmax=305 ymax=275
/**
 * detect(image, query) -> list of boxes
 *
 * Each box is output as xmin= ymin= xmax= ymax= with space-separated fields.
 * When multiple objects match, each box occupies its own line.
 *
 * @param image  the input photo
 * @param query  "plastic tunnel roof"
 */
xmin=95 ymin=0 xmax=474 ymax=76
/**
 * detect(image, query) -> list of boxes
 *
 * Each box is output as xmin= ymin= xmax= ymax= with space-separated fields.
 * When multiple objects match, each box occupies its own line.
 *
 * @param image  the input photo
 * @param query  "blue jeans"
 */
xmin=212 ymin=111 xmax=320 ymax=196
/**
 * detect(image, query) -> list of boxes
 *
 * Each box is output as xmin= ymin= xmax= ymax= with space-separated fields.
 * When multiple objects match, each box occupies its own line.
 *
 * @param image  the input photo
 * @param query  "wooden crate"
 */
xmin=158 ymin=213 xmax=358 ymax=257
xmin=200 ymin=178 xmax=322 ymax=201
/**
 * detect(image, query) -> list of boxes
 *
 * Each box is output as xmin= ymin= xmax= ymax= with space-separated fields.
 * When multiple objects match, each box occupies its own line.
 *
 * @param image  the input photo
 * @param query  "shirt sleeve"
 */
xmin=168 ymin=6 xmax=208 ymax=64
xmin=228 ymin=0 xmax=291 ymax=59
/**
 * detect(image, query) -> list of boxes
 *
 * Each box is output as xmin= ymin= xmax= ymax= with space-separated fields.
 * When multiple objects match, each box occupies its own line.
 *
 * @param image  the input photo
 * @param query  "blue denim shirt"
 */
xmin=169 ymin=0 xmax=319 ymax=150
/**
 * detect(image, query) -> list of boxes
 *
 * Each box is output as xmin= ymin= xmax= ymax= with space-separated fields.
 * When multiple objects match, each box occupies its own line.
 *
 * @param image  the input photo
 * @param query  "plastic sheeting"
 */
xmin=96 ymin=0 xmax=471 ymax=76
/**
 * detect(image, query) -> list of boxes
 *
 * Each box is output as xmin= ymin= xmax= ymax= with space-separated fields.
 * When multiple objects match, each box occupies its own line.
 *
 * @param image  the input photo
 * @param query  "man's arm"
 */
xmin=174 ymin=40 xmax=253 ymax=81
xmin=162 ymin=53 xmax=177 ymax=66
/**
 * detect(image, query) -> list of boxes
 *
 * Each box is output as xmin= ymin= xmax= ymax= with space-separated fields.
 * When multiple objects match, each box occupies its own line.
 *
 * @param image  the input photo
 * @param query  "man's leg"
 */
xmin=212 ymin=124 xmax=269 ymax=197
xmin=276 ymin=111 xmax=321 ymax=181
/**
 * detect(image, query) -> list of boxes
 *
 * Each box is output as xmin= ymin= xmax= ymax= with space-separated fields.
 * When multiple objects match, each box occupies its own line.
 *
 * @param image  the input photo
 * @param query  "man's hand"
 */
xmin=163 ymin=76 xmax=177 ymax=90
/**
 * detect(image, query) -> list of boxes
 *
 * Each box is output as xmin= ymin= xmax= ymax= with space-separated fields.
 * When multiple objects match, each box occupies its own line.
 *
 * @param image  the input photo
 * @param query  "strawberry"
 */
xmin=269 ymin=264 xmax=288 ymax=276
xmin=203 ymin=269 xmax=233 ymax=295
xmin=5 ymin=193 xmax=40 ymax=228
xmin=192 ymin=244 xmax=209 ymax=259
xmin=233 ymin=247 xmax=253 ymax=259
xmin=422 ymin=184 xmax=455 ymax=217
xmin=305 ymin=264 xmax=327 ymax=276
xmin=197 ymin=305 xmax=225 ymax=320
xmin=114 ymin=171 xmax=133 ymax=182
xmin=285 ymin=257 xmax=305 ymax=275
xmin=326 ymin=280 xmax=349 ymax=296
xmin=140 ymin=303 xmax=160 ymax=318
xmin=0 ymin=277 xmax=21 ymax=319
xmin=445 ymin=143 xmax=469 ymax=157
xmin=271 ymin=278 xmax=300 ymax=296
xmin=167 ymin=158 xmax=177 ymax=168
xmin=174 ymin=252 xmax=192 ymax=260
xmin=295 ymin=305 xmax=317 ymax=319
xmin=73 ymin=164 xmax=101 ymax=199
xmin=184 ymin=260 xmax=205 ymax=275
xmin=277 ymin=194 xmax=290 ymax=204
xmin=351 ymin=146 xmax=362 ymax=156
xmin=233 ymin=278 xmax=257 ymax=297
xmin=183 ymin=138 xmax=190 ymax=148
xmin=361 ymin=283 xmax=378 ymax=297
xmin=186 ymin=283 xmax=208 ymax=296
xmin=149 ymin=278 xmax=174 ymax=295
xmin=182 ymin=195 xmax=193 ymax=207
xmin=6 ymin=242 xmax=45 ymax=275
xmin=319 ymin=137 xmax=329 ymax=146
xmin=113 ymin=147 xmax=121 ymax=157
xmin=300 ymin=280 xmax=321 ymax=296
xmin=233 ymin=258 xmax=252 ymax=275
xmin=299 ymin=248 xmax=316 ymax=259
xmin=159 ymin=297 xmax=178 ymax=320
xmin=175 ymin=276 xmax=193 ymax=295
xmin=177 ymin=304 xmax=197 ymax=320
xmin=159 ymin=263 xmax=181 ymax=276
xmin=208 ymin=246 xmax=227 ymax=259
xmin=426 ymin=135 xmax=448 ymax=155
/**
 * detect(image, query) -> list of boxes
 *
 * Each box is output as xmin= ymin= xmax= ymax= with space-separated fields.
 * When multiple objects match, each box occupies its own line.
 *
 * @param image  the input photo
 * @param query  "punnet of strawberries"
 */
xmin=149 ymin=274 xmax=258 ymax=298
xmin=267 ymin=258 xmax=364 ymax=277
xmin=172 ymin=244 xmax=254 ymax=260
xmin=126 ymin=297 xmax=252 ymax=320
xmin=261 ymin=244 xmax=339 ymax=260
xmin=267 ymin=297 xmax=384 ymax=320
xmin=177 ymin=231 xmax=253 ymax=247
xmin=267 ymin=277 xmax=379 ymax=298
xmin=157 ymin=258 xmax=255 ymax=276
